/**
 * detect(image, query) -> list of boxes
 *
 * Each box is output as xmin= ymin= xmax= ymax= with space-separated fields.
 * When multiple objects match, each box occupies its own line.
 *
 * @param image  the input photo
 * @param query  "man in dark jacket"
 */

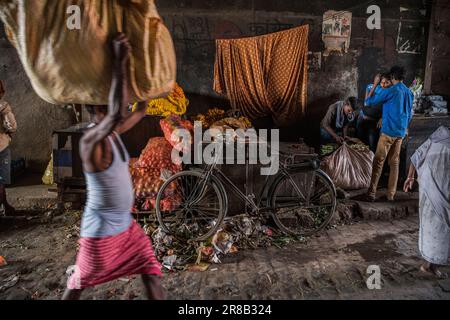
xmin=320 ymin=97 xmax=357 ymax=144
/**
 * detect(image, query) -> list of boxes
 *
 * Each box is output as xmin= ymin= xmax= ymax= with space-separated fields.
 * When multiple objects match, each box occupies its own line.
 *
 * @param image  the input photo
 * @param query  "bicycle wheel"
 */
xmin=155 ymin=170 xmax=227 ymax=241
xmin=268 ymin=169 xmax=336 ymax=237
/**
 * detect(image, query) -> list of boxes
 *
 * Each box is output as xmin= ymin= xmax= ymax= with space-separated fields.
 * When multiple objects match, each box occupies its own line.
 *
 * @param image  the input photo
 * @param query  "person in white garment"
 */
xmin=404 ymin=126 xmax=450 ymax=278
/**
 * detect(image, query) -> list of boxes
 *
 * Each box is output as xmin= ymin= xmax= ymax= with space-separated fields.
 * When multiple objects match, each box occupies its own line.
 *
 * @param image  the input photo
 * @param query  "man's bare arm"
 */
xmin=324 ymin=125 xmax=336 ymax=138
xmin=367 ymin=74 xmax=381 ymax=98
xmin=81 ymin=34 xmax=131 ymax=159
xmin=403 ymin=163 xmax=416 ymax=192
xmin=115 ymin=101 xmax=148 ymax=135
xmin=343 ymin=125 xmax=349 ymax=139
xmin=323 ymin=125 xmax=343 ymax=143
xmin=1 ymin=104 xmax=17 ymax=134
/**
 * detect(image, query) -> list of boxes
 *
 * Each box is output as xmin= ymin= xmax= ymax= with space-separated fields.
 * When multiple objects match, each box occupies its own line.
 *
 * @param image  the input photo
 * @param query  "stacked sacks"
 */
xmin=136 ymin=137 xmax=181 ymax=170
xmin=160 ymin=115 xmax=194 ymax=152
xmin=210 ymin=117 xmax=253 ymax=131
xmin=192 ymin=108 xmax=226 ymax=129
xmin=129 ymin=115 xmax=194 ymax=211
xmin=130 ymin=137 xmax=182 ymax=211
xmin=192 ymin=108 xmax=252 ymax=131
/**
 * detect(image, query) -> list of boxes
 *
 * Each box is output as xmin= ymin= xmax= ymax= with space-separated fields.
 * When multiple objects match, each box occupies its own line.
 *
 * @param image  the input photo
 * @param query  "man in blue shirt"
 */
xmin=365 ymin=66 xmax=414 ymax=202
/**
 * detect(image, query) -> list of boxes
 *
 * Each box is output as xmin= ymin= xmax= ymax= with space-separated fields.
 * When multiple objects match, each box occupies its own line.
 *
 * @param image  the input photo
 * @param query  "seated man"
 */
xmin=320 ymin=97 xmax=357 ymax=144
xmin=357 ymin=73 xmax=392 ymax=152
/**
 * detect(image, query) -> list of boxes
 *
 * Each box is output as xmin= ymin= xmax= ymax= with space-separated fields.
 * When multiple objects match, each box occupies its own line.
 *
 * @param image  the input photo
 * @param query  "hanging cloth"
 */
xmin=213 ymin=25 xmax=309 ymax=127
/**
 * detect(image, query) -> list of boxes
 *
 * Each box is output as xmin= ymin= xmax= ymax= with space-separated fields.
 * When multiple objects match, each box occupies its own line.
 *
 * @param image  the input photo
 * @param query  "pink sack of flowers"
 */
xmin=160 ymin=115 xmax=193 ymax=152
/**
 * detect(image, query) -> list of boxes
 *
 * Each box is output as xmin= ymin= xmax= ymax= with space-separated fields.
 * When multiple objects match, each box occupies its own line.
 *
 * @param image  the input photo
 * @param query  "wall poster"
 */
xmin=322 ymin=10 xmax=352 ymax=56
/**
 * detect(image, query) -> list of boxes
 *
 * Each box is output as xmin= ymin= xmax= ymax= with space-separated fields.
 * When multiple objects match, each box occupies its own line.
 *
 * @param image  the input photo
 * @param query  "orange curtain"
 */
xmin=214 ymin=25 xmax=309 ymax=127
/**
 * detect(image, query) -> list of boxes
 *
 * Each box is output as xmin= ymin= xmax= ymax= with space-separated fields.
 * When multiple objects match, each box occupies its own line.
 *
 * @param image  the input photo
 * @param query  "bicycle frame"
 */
xmin=184 ymin=137 xmax=321 ymax=214
xmin=195 ymin=158 xmax=321 ymax=214
xmin=211 ymin=162 xmax=317 ymax=211
xmin=156 ymin=138 xmax=336 ymax=240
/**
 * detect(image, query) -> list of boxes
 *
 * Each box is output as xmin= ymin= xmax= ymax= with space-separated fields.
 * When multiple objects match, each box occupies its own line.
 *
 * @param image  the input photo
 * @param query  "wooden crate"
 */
xmin=52 ymin=124 xmax=86 ymax=183
xmin=57 ymin=177 xmax=86 ymax=210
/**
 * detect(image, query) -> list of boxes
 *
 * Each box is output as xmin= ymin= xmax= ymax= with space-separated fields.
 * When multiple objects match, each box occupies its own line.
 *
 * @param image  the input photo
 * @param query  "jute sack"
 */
xmin=0 ymin=0 xmax=176 ymax=105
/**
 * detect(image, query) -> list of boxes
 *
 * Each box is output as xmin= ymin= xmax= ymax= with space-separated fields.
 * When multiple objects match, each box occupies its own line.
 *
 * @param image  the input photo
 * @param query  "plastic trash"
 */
xmin=42 ymin=154 xmax=54 ymax=185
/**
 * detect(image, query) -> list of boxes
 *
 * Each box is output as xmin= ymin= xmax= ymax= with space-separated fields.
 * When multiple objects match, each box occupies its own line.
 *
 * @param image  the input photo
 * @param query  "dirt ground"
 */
xmin=1 ymin=209 xmax=450 ymax=300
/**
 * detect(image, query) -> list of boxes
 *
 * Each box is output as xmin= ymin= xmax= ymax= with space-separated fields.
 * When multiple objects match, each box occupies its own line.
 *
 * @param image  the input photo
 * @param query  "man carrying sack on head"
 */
xmin=63 ymin=34 xmax=165 ymax=300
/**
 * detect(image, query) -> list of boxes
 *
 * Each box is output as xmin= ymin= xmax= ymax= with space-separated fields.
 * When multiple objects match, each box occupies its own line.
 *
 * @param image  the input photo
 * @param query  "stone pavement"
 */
xmin=2 ymin=210 xmax=449 ymax=300
xmin=161 ymin=214 xmax=450 ymax=300
xmin=1 ymin=180 xmax=442 ymax=300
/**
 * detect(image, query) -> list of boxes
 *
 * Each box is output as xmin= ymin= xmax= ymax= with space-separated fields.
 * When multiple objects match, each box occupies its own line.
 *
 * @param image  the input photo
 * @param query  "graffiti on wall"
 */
xmin=165 ymin=16 xmax=300 ymax=41
xmin=170 ymin=16 xmax=212 ymax=41
xmin=248 ymin=20 xmax=294 ymax=35
xmin=163 ymin=15 xmax=309 ymax=64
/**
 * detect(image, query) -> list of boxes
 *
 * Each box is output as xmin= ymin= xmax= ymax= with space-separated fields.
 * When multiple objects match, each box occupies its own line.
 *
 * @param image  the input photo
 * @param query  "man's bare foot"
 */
xmin=420 ymin=263 xmax=448 ymax=279
xmin=142 ymin=274 xmax=166 ymax=300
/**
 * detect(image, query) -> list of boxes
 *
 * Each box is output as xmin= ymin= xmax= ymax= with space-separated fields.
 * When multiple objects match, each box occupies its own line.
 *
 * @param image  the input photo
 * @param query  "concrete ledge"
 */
xmin=331 ymin=190 xmax=419 ymax=224
xmin=6 ymin=184 xmax=57 ymax=210
xmin=5 ymin=183 xmax=420 ymax=225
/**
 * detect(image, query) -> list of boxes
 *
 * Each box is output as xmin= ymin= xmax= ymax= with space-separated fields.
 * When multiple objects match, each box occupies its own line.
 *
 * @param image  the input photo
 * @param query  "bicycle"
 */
xmin=155 ymin=139 xmax=337 ymax=241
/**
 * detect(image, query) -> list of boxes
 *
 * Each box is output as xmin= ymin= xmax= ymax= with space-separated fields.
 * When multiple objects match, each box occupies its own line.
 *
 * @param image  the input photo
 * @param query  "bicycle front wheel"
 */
xmin=268 ymin=169 xmax=337 ymax=237
xmin=155 ymin=170 xmax=227 ymax=241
